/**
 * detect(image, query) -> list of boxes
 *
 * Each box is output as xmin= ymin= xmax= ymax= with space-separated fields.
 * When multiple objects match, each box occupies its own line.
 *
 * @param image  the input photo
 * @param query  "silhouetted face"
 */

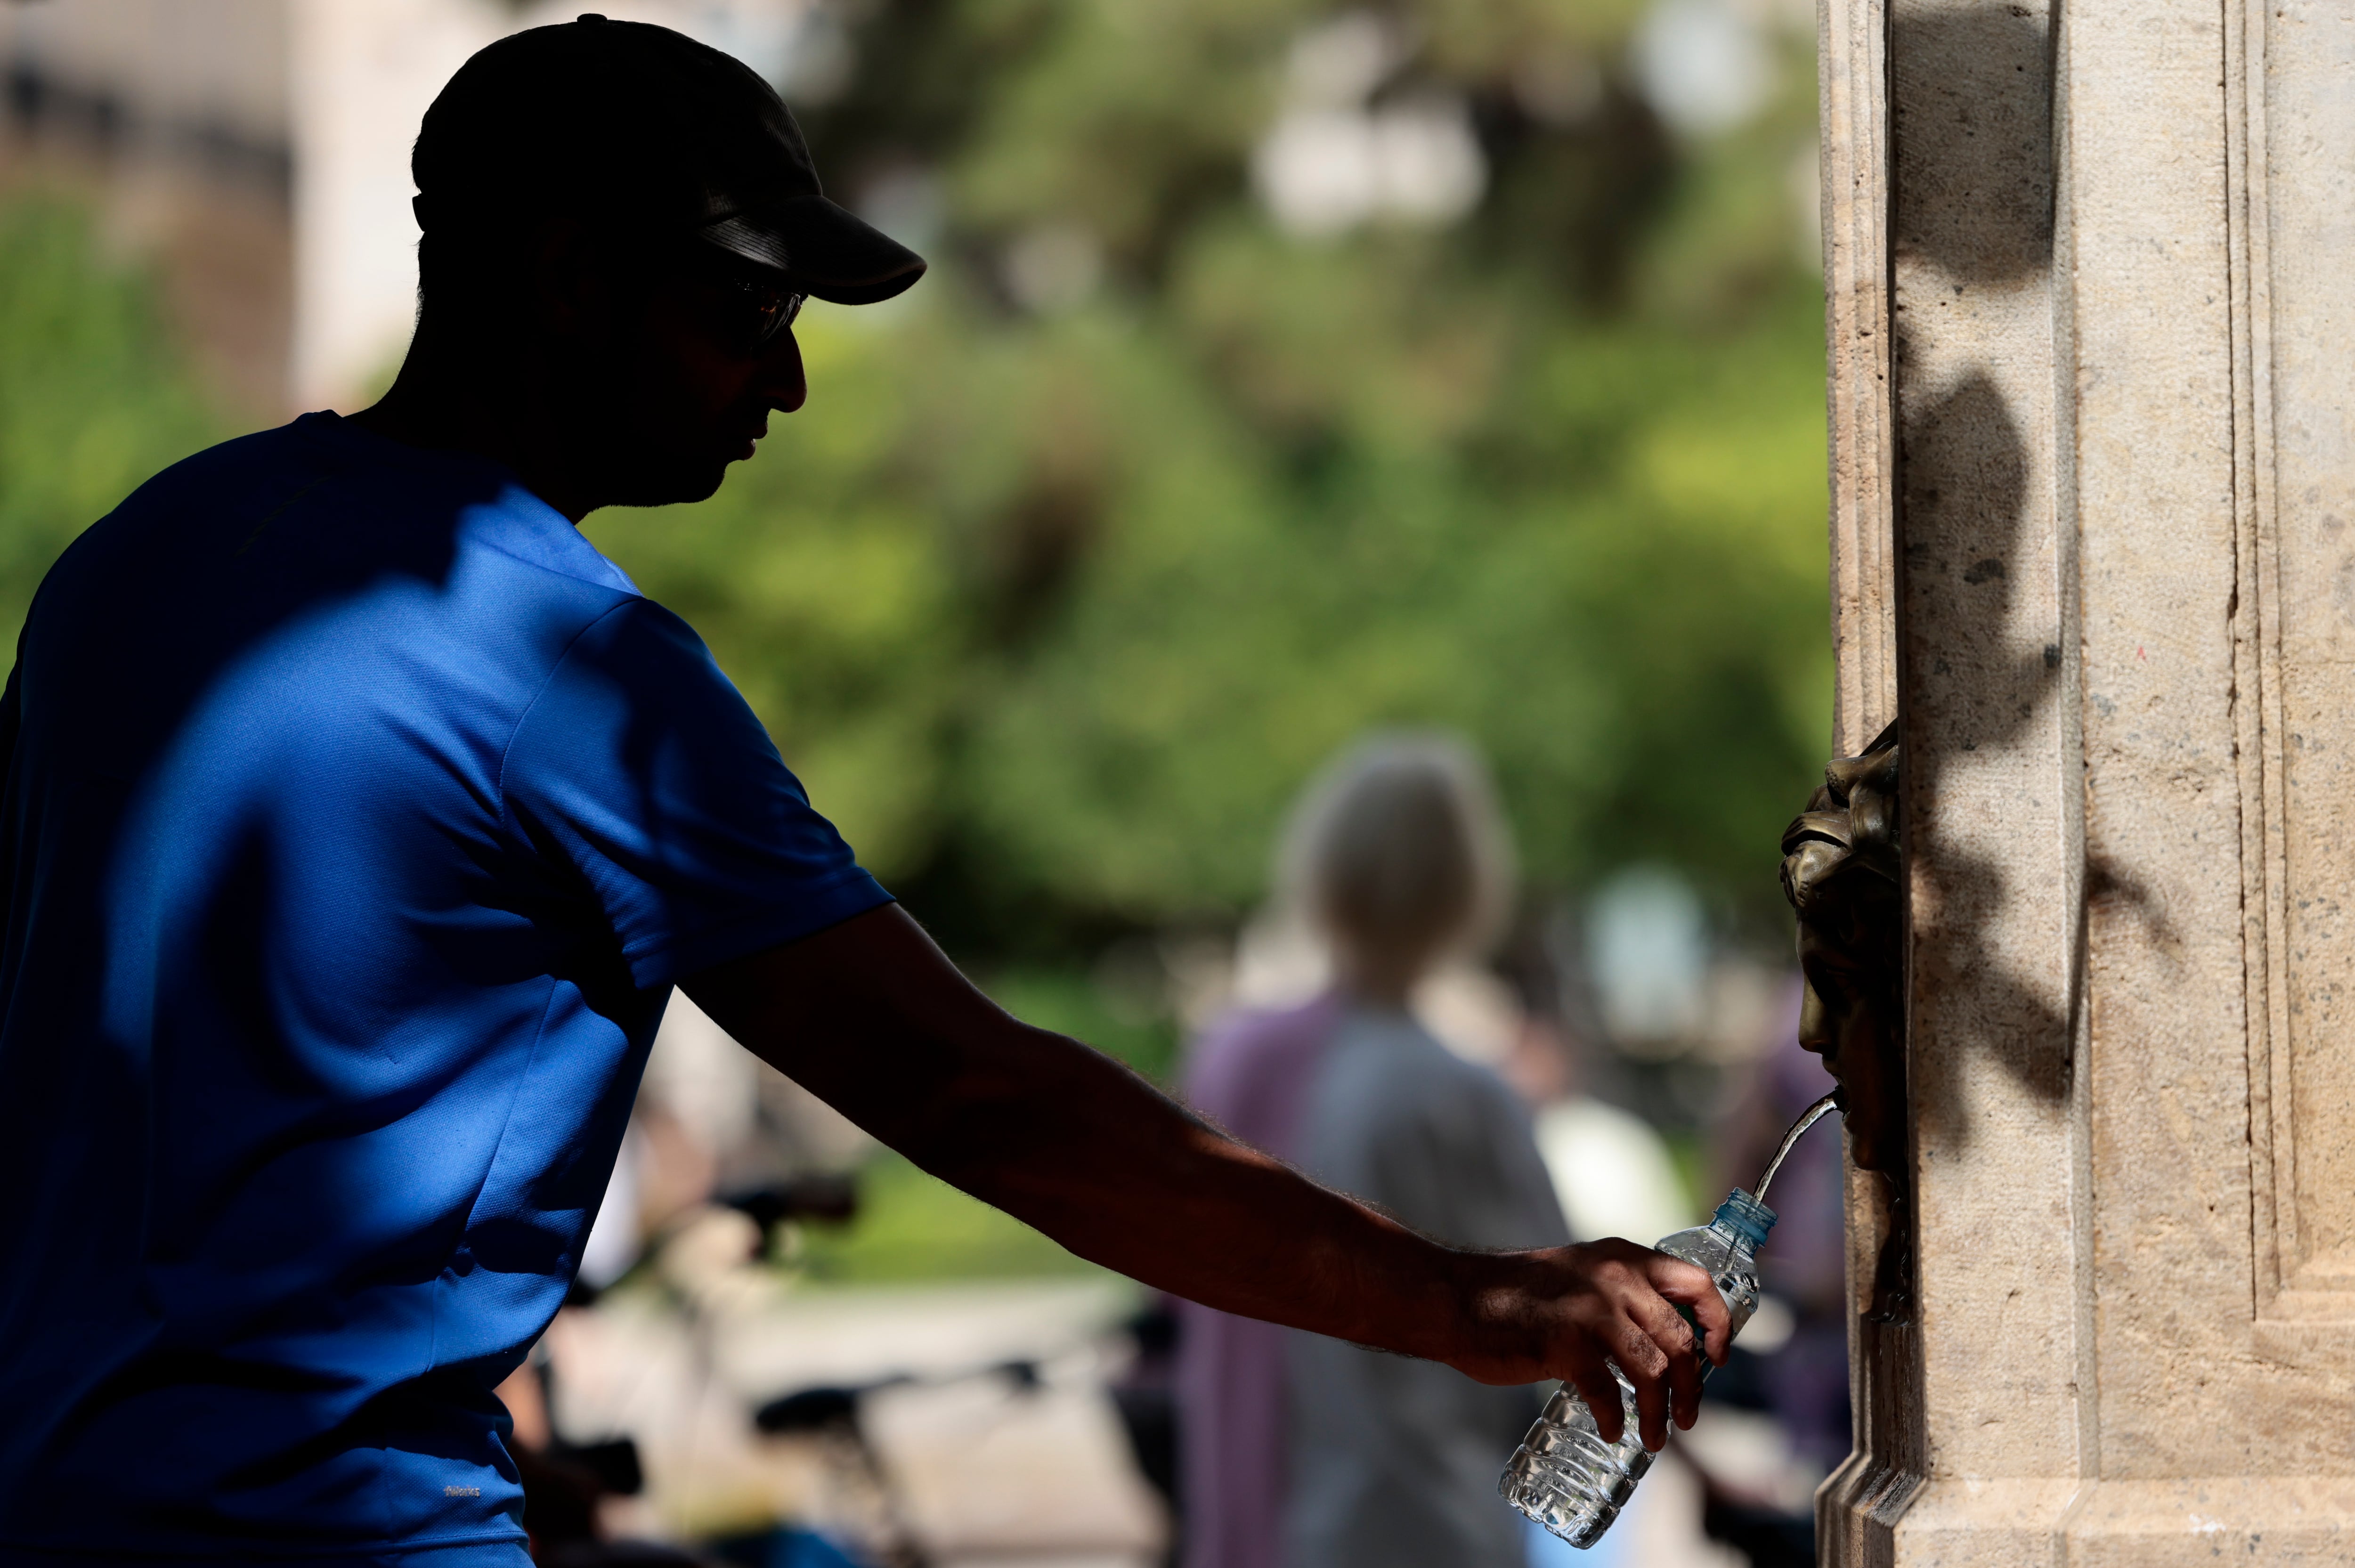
xmin=1780 ymin=733 xmax=1904 ymax=1178
xmin=1795 ymin=916 xmax=1904 ymax=1174
xmin=554 ymin=242 xmax=810 ymax=508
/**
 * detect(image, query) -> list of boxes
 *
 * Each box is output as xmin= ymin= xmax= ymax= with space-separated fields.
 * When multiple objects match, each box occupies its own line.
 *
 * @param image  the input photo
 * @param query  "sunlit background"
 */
xmin=0 ymin=0 xmax=1843 ymax=1563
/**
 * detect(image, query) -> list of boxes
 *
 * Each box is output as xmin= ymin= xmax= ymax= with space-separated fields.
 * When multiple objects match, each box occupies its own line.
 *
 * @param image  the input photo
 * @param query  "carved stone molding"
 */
xmin=1819 ymin=0 xmax=1898 ymax=761
xmin=1811 ymin=0 xmax=1925 ymax=1559
xmin=1817 ymin=0 xmax=2355 ymax=1559
xmin=2226 ymin=0 xmax=2355 ymax=1370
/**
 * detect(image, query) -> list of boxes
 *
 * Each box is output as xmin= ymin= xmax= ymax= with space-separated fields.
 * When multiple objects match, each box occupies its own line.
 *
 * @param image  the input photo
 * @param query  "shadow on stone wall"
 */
xmin=1892 ymin=0 xmax=2055 ymax=286
xmin=1885 ymin=0 xmax=2076 ymax=1155
xmin=1898 ymin=368 xmax=2073 ymax=1151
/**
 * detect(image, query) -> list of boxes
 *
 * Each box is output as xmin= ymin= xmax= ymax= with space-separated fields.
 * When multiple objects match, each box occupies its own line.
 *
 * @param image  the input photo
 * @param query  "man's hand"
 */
xmin=683 ymin=903 xmax=1727 ymax=1452
xmin=1449 ymin=1241 xmax=1730 ymax=1450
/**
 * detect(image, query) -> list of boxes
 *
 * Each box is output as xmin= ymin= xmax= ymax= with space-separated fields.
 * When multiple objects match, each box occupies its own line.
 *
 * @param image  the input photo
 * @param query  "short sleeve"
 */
xmin=502 ymin=598 xmax=892 ymax=988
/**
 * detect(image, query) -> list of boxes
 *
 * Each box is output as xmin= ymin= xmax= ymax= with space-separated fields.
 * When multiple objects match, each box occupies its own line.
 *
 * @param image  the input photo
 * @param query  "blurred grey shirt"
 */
xmin=1282 ymin=1004 xmax=1571 ymax=1568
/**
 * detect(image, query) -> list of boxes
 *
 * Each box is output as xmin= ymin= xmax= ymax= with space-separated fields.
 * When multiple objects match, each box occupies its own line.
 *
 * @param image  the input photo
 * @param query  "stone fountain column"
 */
xmin=1812 ymin=0 xmax=2355 ymax=1559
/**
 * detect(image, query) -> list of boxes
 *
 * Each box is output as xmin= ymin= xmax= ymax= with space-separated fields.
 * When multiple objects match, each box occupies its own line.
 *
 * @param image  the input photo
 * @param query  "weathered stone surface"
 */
xmin=1817 ymin=0 xmax=2355 ymax=1558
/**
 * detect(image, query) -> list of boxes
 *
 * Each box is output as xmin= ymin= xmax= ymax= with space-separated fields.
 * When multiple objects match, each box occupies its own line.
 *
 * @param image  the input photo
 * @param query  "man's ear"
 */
xmin=525 ymin=215 xmax=609 ymax=339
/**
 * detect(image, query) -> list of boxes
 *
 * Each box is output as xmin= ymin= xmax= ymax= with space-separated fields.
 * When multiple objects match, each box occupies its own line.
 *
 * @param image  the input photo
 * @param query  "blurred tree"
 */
xmin=0 ymin=196 xmax=221 ymax=649
xmin=589 ymin=0 xmax=1832 ymax=950
xmin=0 ymin=0 xmax=1832 ymax=965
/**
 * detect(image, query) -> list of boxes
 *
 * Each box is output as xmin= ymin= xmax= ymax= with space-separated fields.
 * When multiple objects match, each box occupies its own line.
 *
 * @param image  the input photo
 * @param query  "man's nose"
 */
xmin=758 ymin=327 xmax=807 ymax=413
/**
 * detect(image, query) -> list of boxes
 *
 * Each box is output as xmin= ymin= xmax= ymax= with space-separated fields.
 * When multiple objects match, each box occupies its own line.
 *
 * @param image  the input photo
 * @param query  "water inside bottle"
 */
xmin=1497 ymin=1091 xmax=1842 ymax=1548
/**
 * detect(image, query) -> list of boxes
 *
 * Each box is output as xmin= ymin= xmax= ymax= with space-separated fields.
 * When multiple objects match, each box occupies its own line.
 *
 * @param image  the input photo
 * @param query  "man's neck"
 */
xmin=349 ymin=332 xmax=602 ymax=523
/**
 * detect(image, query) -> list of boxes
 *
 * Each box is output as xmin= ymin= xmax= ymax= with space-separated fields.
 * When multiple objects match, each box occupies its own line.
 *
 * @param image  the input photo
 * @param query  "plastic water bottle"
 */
xmin=1497 ymin=1188 xmax=1774 ymax=1548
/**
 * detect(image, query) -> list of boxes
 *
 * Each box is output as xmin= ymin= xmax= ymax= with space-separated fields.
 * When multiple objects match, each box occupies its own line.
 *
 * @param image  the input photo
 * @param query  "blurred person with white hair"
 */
xmin=1178 ymin=733 xmax=1570 ymax=1568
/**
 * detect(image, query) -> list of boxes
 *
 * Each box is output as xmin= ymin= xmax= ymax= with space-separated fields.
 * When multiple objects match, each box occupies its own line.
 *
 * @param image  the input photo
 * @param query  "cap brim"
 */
xmin=701 ymin=193 xmax=926 ymax=306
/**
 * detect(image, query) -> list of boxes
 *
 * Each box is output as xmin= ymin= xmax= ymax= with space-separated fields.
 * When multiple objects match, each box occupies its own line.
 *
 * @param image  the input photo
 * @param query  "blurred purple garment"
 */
xmin=1763 ymin=1016 xmax=1852 ymax=1472
xmin=1747 ymin=980 xmax=1851 ymax=1473
xmin=1175 ymin=992 xmax=1344 ymax=1568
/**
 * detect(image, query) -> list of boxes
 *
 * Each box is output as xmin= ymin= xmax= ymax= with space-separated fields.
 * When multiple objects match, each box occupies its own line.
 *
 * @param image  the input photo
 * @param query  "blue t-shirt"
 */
xmin=0 ymin=414 xmax=893 ymax=1565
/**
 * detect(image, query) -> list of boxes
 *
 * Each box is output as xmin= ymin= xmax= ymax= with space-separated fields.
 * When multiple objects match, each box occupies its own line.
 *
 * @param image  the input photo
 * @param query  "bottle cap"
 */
xmin=1712 ymin=1188 xmax=1777 ymax=1250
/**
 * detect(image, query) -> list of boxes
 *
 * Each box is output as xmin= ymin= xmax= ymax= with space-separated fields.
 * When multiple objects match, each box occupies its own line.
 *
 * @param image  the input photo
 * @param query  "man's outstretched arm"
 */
xmin=682 ymin=902 xmax=1728 ymax=1450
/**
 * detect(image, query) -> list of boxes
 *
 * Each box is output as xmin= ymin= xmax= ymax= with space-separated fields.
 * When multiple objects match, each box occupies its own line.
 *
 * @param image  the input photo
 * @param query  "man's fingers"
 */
xmin=1644 ymin=1253 xmax=1733 ymax=1364
xmin=1668 ymin=1324 xmax=1704 ymax=1430
xmin=1623 ymin=1287 xmax=1707 ymax=1430
xmin=1566 ymin=1355 xmax=1626 ymax=1447
xmin=1613 ymin=1317 xmax=1672 ymax=1451
xmin=1499 ymin=1239 xmax=1731 ymax=1452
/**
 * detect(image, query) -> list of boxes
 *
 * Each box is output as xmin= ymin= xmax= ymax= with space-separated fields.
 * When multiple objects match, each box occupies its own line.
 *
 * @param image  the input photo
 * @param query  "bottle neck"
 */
xmin=1710 ymin=1188 xmax=1777 ymax=1255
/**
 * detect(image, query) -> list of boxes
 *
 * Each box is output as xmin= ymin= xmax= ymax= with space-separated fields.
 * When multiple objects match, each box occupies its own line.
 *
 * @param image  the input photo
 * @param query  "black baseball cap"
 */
xmin=412 ymin=14 xmax=925 ymax=305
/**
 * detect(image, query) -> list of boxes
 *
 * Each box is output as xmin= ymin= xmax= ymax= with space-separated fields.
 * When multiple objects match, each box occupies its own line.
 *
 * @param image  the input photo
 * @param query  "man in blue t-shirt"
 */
xmin=0 ymin=19 xmax=1730 ymax=1566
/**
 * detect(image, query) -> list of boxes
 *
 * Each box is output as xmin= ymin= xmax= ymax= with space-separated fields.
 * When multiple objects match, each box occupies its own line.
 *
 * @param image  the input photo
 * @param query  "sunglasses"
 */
xmin=719 ymin=269 xmax=806 ymax=355
xmin=677 ymin=247 xmax=807 ymax=355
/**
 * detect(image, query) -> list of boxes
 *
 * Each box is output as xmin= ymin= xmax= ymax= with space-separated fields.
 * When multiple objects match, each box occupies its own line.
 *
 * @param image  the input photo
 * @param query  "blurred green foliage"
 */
xmin=587 ymin=0 xmax=1833 ymax=951
xmin=794 ymin=1150 xmax=1100 ymax=1283
xmin=0 ymin=196 xmax=221 ymax=645
xmin=982 ymin=964 xmax=1181 ymax=1082
xmin=0 ymin=0 xmax=1832 ymax=965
